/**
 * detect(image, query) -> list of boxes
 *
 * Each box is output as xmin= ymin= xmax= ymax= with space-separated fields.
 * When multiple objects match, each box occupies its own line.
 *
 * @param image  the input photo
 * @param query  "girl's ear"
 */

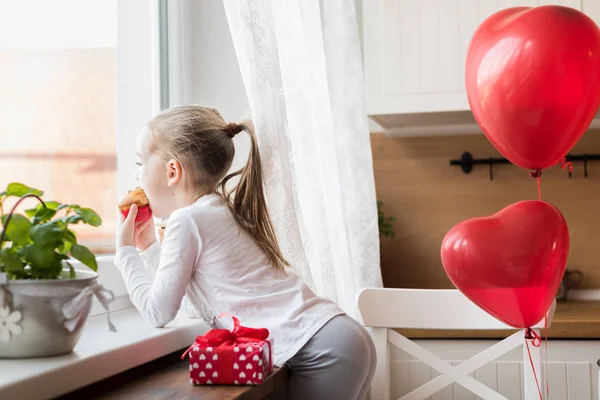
xmin=166 ymin=159 xmax=183 ymax=187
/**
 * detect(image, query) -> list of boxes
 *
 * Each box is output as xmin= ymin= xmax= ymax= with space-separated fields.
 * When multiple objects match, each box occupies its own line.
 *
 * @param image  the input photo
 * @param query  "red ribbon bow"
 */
xmin=194 ymin=315 xmax=269 ymax=348
xmin=182 ymin=313 xmax=272 ymax=384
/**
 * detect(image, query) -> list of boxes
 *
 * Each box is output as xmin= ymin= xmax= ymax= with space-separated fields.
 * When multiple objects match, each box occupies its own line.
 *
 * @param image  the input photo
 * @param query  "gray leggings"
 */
xmin=284 ymin=314 xmax=377 ymax=400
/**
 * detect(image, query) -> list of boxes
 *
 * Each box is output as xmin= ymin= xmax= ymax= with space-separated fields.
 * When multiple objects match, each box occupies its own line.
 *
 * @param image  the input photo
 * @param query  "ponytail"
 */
xmin=148 ymin=105 xmax=287 ymax=269
xmin=219 ymin=122 xmax=289 ymax=270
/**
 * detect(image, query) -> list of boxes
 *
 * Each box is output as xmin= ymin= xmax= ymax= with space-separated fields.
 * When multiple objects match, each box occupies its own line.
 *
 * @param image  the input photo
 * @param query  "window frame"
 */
xmin=0 ymin=4 xmax=201 ymax=397
xmin=116 ymin=0 xmax=163 ymax=202
xmin=90 ymin=0 xmax=164 ymax=299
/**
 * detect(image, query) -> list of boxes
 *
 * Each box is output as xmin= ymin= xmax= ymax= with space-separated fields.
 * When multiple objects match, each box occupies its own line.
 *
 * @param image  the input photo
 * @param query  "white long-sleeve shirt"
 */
xmin=115 ymin=193 xmax=343 ymax=366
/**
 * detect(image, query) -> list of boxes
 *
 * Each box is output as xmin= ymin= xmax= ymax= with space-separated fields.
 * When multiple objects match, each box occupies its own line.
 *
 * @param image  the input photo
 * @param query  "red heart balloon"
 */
xmin=441 ymin=200 xmax=569 ymax=328
xmin=466 ymin=6 xmax=600 ymax=170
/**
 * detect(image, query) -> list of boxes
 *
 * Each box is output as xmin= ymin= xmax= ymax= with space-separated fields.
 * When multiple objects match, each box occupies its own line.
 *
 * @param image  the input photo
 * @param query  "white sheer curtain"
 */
xmin=223 ymin=0 xmax=382 ymax=319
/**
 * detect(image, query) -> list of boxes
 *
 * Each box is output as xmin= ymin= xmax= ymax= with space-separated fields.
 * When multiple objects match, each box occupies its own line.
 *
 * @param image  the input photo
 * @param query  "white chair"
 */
xmin=357 ymin=288 xmax=555 ymax=400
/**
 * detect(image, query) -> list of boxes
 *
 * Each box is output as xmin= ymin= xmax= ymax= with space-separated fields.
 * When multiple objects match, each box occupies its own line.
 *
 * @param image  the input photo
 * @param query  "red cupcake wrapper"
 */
xmin=121 ymin=205 xmax=152 ymax=223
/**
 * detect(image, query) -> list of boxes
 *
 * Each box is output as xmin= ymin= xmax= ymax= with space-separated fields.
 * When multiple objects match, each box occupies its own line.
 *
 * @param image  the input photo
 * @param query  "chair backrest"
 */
xmin=358 ymin=288 xmax=552 ymax=330
xmin=357 ymin=288 xmax=555 ymax=400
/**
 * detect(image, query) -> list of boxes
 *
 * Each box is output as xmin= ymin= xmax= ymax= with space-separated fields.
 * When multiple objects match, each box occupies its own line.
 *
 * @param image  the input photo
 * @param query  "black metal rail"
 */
xmin=450 ymin=152 xmax=600 ymax=180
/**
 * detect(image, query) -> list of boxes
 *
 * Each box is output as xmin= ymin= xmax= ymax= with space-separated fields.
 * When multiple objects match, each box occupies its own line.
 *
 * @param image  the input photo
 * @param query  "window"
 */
xmin=0 ymin=0 xmax=118 ymax=253
xmin=0 ymin=0 xmax=160 ymax=257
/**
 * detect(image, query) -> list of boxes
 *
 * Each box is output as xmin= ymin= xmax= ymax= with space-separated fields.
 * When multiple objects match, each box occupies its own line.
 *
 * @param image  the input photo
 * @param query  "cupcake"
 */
xmin=119 ymin=187 xmax=152 ymax=223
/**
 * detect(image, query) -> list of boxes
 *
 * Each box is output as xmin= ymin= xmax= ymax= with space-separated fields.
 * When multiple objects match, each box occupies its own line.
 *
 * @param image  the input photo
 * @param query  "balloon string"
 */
xmin=526 ymin=340 xmax=543 ymax=400
xmin=529 ymin=169 xmax=543 ymax=200
xmin=525 ymin=328 xmax=543 ymax=400
xmin=544 ymin=316 xmax=549 ymax=399
xmin=560 ymin=157 xmax=573 ymax=173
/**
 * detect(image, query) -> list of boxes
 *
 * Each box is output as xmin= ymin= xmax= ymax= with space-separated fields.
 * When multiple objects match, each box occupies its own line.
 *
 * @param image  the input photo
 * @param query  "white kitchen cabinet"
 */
xmin=390 ymin=340 xmax=600 ymax=399
xmin=362 ymin=0 xmax=600 ymax=135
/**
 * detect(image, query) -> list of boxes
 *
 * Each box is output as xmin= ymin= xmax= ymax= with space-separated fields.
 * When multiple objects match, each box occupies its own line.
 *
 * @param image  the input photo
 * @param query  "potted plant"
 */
xmin=0 ymin=183 xmax=115 ymax=358
xmin=377 ymin=200 xmax=396 ymax=240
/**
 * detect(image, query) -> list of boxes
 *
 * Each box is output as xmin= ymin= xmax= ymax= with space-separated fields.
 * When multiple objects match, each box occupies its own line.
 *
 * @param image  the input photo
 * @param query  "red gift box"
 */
xmin=182 ymin=314 xmax=273 ymax=386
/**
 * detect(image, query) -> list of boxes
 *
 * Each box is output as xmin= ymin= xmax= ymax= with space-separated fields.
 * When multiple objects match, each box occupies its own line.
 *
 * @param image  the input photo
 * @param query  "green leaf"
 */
xmin=43 ymin=258 xmax=64 ymax=279
xmin=57 ymin=241 xmax=72 ymax=255
xmin=68 ymin=262 xmax=76 ymax=279
xmin=64 ymin=215 xmax=82 ymax=225
xmin=377 ymin=200 xmax=395 ymax=239
xmin=30 ymin=222 xmax=65 ymax=246
xmin=1 ymin=214 xmax=32 ymax=245
xmin=57 ymin=230 xmax=77 ymax=255
xmin=0 ymin=248 xmax=25 ymax=272
xmin=43 ymin=201 xmax=61 ymax=211
xmin=5 ymin=183 xmax=43 ymax=198
xmin=19 ymin=244 xmax=58 ymax=269
xmin=71 ymin=244 xmax=97 ymax=271
xmin=75 ymin=208 xmax=102 ymax=227
xmin=27 ymin=202 xmax=60 ymax=223
xmin=64 ymin=229 xmax=77 ymax=244
xmin=57 ymin=204 xmax=80 ymax=212
xmin=31 ymin=208 xmax=57 ymax=225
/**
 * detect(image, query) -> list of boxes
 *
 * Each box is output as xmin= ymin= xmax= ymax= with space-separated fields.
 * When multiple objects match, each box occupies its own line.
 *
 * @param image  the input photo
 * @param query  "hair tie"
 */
xmin=227 ymin=122 xmax=241 ymax=138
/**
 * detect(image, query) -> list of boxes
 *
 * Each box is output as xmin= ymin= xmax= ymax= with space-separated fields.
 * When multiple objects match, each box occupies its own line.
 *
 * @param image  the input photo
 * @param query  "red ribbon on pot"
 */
xmin=182 ymin=313 xmax=272 ymax=384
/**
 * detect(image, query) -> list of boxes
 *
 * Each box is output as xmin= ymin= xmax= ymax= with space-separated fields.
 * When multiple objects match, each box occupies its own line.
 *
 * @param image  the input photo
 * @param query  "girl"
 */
xmin=115 ymin=105 xmax=376 ymax=399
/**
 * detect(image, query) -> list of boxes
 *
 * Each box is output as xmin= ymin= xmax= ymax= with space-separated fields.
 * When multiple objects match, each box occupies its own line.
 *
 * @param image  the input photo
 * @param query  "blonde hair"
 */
xmin=147 ymin=105 xmax=289 ymax=270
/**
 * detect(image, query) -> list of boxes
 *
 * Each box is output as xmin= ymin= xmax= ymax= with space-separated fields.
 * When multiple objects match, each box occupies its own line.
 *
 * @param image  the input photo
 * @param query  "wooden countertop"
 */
xmin=396 ymin=301 xmax=600 ymax=339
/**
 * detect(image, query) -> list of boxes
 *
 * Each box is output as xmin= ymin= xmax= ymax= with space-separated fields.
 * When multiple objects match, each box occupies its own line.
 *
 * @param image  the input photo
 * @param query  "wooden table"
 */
xmin=58 ymin=351 xmax=290 ymax=400
xmin=396 ymin=300 xmax=600 ymax=339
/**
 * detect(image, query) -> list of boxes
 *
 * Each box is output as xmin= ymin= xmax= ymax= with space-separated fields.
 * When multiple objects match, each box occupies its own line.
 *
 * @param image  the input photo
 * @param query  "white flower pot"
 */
xmin=0 ymin=270 xmax=112 ymax=358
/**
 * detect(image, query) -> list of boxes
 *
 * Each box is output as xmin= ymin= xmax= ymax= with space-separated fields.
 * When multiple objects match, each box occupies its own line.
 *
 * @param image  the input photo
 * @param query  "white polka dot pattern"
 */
xmin=187 ymin=341 xmax=272 ymax=386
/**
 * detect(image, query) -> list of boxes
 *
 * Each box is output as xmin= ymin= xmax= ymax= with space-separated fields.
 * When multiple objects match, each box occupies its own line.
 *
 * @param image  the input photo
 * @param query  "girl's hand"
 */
xmin=135 ymin=217 xmax=157 ymax=251
xmin=117 ymin=204 xmax=157 ymax=251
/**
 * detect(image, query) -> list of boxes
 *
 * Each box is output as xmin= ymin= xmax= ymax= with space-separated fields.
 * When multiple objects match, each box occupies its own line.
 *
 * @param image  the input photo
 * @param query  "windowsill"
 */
xmin=0 ymin=307 xmax=209 ymax=400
